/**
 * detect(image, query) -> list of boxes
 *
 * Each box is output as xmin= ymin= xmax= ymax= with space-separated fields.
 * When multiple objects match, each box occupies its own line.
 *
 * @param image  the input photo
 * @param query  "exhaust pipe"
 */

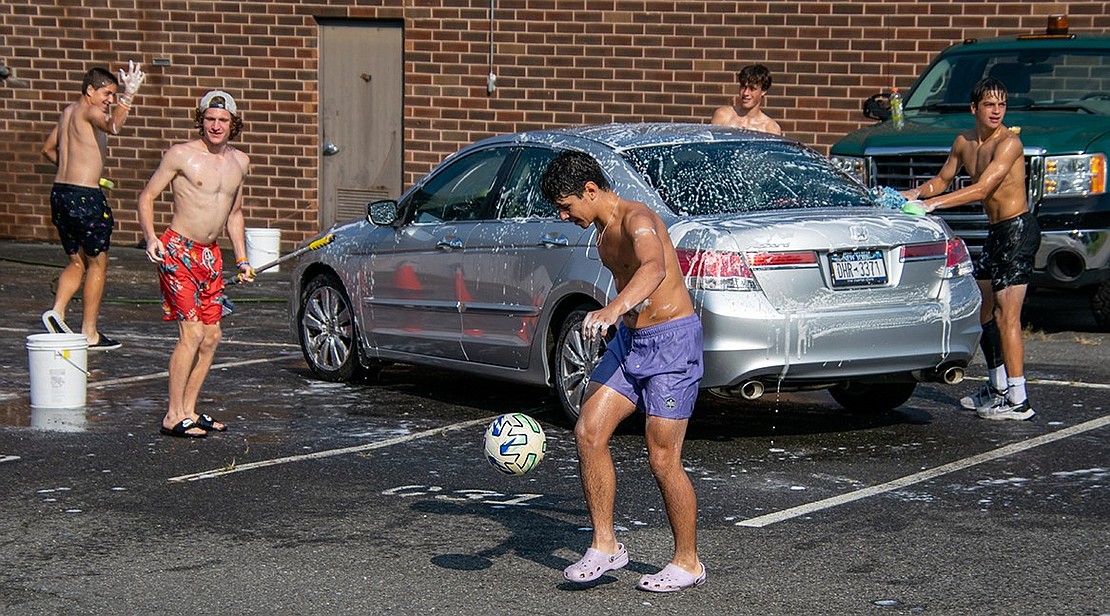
xmin=914 ymin=364 xmax=965 ymax=384
xmin=738 ymin=380 xmax=765 ymax=400
xmin=942 ymin=366 xmax=964 ymax=385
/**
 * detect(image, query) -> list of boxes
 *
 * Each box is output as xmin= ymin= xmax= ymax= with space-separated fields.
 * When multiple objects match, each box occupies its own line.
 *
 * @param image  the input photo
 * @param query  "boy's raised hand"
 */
xmin=118 ymin=60 xmax=145 ymax=100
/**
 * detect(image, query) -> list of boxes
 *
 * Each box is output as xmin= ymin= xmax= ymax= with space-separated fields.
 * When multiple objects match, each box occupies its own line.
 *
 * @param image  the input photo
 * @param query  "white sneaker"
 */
xmin=978 ymin=398 xmax=1036 ymax=421
xmin=960 ymin=383 xmax=1006 ymax=411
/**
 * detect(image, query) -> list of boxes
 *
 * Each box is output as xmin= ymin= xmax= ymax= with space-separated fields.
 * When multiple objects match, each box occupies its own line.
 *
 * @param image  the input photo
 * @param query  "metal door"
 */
xmin=319 ymin=20 xmax=403 ymax=228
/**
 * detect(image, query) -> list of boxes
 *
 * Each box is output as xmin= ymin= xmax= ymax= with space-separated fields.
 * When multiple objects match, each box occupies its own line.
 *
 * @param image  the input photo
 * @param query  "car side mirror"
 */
xmin=863 ymin=93 xmax=892 ymax=121
xmin=368 ymin=199 xmax=400 ymax=226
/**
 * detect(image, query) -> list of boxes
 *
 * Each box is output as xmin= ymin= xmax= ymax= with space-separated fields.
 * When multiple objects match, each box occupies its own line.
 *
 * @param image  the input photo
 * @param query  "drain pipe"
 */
xmin=486 ymin=0 xmax=497 ymax=94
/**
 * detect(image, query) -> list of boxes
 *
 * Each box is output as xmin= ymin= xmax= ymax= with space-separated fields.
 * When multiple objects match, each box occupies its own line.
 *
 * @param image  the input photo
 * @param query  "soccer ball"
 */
xmin=484 ymin=413 xmax=547 ymax=475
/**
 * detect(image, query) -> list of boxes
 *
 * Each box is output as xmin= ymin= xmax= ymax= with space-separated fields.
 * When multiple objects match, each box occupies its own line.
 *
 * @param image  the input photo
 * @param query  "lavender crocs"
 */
xmin=637 ymin=562 xmax=706 ymax=592
xmin=563 ymin=543 xmax=628 ymax=582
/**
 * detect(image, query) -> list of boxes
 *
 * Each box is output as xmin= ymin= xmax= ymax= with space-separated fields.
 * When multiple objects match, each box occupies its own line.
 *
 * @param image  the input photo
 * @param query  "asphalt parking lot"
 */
xmin=0 ymin=240 xmax=1107 ymax=615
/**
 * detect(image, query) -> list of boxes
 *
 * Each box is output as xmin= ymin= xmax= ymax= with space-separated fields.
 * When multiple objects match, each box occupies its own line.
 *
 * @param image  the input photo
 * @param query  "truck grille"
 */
xmin=871 ymin=153 xmax=953 ymax=192
xmin=869 ymin=153 xmax=1041 ymax=253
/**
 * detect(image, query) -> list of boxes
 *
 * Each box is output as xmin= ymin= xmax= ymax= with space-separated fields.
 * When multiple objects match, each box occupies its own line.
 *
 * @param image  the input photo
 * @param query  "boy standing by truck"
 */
xmin=711 ymin=64 xmax=783 ymax=135
xmin=902 ymin=77 xmax=1038 ymax=421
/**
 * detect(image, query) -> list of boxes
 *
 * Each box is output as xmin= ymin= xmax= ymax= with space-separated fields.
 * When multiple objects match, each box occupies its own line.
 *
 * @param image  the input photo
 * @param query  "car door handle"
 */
xmin=539 ymin=233 xmax=569 ymax=247
xmin=437 ymin=237 xmax=464 ymax=250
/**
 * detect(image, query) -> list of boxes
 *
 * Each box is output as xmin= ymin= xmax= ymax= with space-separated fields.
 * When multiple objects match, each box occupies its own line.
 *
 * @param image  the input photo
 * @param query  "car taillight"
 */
xmin=745 ymin=251 xmax=818 ymax=267
xmin=900 ymin=241 xmax=947 ymax=261
xmin=676 ymin=248 xmax=759 ymax=291
xmin=899 ymin=239 xmax=972 ymax=278
xmin=944 ymin=238 xmax=973 ymax=278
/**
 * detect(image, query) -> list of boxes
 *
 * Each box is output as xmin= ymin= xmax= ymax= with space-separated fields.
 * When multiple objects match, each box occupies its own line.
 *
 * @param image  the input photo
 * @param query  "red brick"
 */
xmin=4 ymin=0 xmax=1109 ymax=245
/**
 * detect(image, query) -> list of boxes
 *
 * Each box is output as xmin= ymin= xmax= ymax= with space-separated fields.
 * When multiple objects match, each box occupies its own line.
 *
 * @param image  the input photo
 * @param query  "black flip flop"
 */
xmin=194 ymin=413 xmax=227 ymax=432
xmin=160 ymin=418 xmax=207 ymax=438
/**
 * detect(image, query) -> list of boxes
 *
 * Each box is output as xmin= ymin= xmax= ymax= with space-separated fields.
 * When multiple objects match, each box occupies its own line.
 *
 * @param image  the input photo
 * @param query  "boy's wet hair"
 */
xmin=972 ymin=77 xmax=1008 ymax=106
xmin=737 ymin=64 xmax=772 ymax=90
xmin=540 ymin=151 xmax=612 ymax=204
xmin=81 ymin=67 xmax=118 ymax=94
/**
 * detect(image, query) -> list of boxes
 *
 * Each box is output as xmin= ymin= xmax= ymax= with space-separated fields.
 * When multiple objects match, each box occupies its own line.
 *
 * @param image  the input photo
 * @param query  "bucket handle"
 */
xmin=55 ymin=349 xmax=90 ymax=376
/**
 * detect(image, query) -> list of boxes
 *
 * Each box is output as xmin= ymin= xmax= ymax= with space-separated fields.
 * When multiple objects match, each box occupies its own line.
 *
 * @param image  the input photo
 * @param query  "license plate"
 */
xmin=830 ymin=250 xmax=887 ymax=287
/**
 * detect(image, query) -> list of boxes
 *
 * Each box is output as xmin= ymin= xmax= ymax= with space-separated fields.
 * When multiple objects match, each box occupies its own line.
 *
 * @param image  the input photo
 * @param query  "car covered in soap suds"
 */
xmin=289 ymin=123 xmax=982 ymax=423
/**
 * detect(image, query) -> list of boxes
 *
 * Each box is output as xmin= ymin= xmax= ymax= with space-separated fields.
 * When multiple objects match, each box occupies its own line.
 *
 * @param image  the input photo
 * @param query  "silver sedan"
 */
xmin=289 ymin=123 xmax=982 ymax=422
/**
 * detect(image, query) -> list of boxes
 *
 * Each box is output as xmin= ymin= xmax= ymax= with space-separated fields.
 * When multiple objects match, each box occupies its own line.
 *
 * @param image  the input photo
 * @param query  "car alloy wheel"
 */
xmin=299 ymin=273 xmax=362 ymax=381
xmin=554 ymin=308 xmax=608 ymax=424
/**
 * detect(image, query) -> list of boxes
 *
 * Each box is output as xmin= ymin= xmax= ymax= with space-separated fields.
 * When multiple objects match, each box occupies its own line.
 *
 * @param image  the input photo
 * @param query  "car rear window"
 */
xmin=622 ymin=141 xmax=872 ymax=217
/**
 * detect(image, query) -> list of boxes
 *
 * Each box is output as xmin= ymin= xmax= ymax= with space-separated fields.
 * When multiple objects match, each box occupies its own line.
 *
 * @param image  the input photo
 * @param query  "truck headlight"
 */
xmin=829 ymin=155 xmax=866 ymax=184
xmin=1044 ymin=153 xmax=1106 ymax=197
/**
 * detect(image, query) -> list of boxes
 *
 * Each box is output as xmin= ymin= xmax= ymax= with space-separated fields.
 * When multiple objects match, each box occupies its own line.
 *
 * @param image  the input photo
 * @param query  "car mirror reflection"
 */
xmin=368 ymin=199 xmax=400 ymax=226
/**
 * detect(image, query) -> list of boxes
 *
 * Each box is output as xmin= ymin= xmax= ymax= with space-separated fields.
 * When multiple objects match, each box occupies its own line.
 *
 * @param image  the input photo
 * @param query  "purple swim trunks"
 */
xmin=592 ymin=313 xmax=703 ymax=419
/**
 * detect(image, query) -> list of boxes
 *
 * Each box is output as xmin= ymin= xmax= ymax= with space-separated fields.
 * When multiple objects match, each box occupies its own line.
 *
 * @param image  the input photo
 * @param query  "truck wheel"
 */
xmin=1091 ymin=280 xmax=1110 ymax=330
xmin=829 ymin=381 xmax=916 ymax=413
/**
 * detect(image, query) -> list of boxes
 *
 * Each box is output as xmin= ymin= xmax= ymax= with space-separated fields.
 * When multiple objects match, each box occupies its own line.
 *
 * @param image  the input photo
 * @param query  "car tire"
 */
xmin=553 ymin=308 xmax=608 ymax=425
xmin=1090 ymin=280 xmax=1110 ymax=330
xmin=298 ymin=273 xmax=371 ymax=382
xmin=829 ymin=381 xmax=917 ymax=413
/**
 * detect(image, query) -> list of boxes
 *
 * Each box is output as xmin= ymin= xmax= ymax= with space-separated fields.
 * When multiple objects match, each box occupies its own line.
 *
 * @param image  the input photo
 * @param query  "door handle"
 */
xmin=436 ymin=237 xmax=464 ymax=250
xmin=539 ymin=233 xmax=569 ymax=247
xmin=322 ymin=142 xmax=340 ymax=156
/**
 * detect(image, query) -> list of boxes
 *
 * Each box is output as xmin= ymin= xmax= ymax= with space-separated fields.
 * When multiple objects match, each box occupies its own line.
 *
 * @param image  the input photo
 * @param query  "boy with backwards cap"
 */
xmin=138 ymin=90 xmax=254 ymax=438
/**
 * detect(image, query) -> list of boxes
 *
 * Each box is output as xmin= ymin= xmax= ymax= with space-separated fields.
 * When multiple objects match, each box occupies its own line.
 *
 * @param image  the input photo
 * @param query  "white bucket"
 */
xmin=245 ymin=227 xmax=281 ymax=272
xmin=26 ymin=333 xmax=88 ymax=410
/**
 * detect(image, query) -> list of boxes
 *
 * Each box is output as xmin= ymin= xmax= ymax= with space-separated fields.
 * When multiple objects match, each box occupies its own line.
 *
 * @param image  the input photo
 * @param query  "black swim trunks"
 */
xmin=50 ymin=182 xmax=113 ymax=256
xmin=974 ymin=211 xmax=1040 ymax=291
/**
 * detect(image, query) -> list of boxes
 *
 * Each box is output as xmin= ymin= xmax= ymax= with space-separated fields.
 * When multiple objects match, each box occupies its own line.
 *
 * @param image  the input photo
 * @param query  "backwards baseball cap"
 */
xmin=198 ymin=90 xmax=238 ymax=116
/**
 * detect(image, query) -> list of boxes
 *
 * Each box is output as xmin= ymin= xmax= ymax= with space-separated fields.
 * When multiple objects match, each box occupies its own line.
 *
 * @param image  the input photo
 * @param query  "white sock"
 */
xmin=1006 ymin=376 xmax=1027 ymax=404
xmin=989 ymin=366 xmax=1009 ymax=391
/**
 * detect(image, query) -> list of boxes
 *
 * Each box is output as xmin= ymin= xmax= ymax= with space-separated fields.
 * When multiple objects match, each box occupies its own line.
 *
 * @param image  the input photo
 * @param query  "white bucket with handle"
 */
xmin=27 ymin=333 xmax=88 ymax=410
xmin=245 ymin=228 xmax=281 ymax=272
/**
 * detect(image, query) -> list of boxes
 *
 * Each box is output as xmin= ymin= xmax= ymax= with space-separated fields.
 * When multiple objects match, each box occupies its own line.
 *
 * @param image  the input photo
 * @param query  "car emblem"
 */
xmin=850 ymin=225 xmax=868 ymax=242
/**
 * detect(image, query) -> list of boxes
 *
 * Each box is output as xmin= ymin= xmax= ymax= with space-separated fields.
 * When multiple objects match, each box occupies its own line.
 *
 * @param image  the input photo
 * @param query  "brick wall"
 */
xmin=2 ymin=1 xmax=1107 ymax=249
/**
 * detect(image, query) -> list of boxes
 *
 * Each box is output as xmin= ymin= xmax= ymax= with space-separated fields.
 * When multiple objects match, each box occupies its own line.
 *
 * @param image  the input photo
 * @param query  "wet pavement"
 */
xmin=0 ymin=240 xmax=1108 ymax=615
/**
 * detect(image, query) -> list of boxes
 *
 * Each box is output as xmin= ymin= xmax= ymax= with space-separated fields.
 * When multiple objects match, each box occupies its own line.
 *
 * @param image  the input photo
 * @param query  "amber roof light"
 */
xmin=1018 ymin=15 xmax=1074 ymax=40
xmin=1046 ymin=15 xmax=1070 ymax=35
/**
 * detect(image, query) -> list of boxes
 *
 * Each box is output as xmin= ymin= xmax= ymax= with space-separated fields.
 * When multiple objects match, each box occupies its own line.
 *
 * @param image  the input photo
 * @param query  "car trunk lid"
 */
xmin=670 ymin=209 xmax=957 ymax=311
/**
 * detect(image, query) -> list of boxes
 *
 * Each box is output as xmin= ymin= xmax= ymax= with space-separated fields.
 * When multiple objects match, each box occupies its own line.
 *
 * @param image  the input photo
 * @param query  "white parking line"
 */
xmin=736 ymin=414 xmax=1110 ymax=528
xmin=962 ymin=375 xmax=1110 ymax=390
xmin=0 ymin=327 xmax=297 ymax=349
xmin=167 ymin=416 xmax=497 ymax=483
xmin=90 ymin=357 xmax=282 ymax=389
xmin=120 ymin=333 xmax=299 ymax=349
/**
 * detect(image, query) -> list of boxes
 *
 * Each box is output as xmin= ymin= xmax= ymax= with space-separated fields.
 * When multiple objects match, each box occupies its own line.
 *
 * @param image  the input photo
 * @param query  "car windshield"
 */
xmin=622 ymin=141 xmax=872 ymax=216
xmin=905 ymin=49 xmax=1110 ymax=114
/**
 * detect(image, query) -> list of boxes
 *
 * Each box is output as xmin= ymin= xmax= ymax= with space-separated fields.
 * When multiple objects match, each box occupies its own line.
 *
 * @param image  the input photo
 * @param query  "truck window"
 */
xmin=906 ymin=51 xmax=1110 ymax=113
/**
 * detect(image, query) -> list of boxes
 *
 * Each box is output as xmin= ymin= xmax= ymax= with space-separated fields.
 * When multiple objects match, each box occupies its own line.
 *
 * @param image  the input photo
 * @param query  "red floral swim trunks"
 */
xmin=158 ymin=228 xmax=227 ymax=325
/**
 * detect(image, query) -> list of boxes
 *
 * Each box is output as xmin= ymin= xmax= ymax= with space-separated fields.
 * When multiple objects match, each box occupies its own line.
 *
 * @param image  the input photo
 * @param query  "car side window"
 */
xmin=496 ymin=148 xmax=560 ymax=219
xmin=409 ymin=149 xmax=511 ymax=223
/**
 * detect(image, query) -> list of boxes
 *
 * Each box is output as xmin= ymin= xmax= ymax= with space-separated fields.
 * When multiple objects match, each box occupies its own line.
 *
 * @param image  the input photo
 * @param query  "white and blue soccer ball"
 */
xmin=484 ymin=413 xmax=547 ymax=475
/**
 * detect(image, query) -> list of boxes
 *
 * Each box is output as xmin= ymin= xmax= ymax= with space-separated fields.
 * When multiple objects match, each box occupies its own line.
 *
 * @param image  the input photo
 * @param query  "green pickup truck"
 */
xmin=830 ymin=17 xmax=1110 ymax=328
